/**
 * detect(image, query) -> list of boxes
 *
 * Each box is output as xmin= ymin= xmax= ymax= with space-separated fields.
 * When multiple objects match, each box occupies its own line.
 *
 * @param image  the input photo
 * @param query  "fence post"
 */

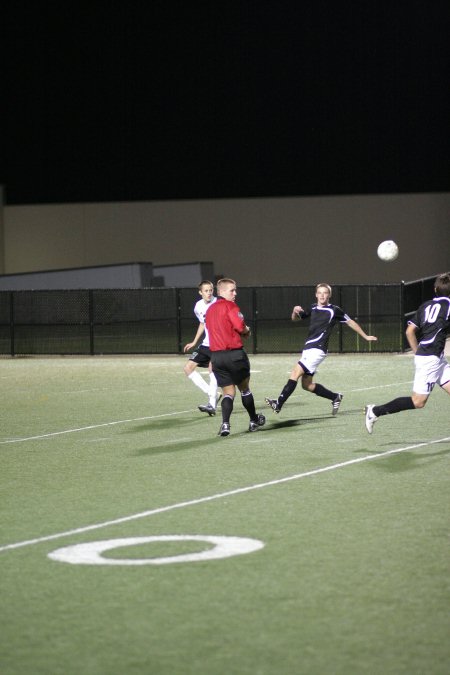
xmin=252 ymin=288 xmax=257 ymax=354
xmin=10 ymin=291 xmax=15 ymax=357
xmin=176 ymin=288 xmax=182 ymax=353
xmin=400 ymin=281 xmax=406 ymax=351
xmin=89 ymin=290 xmax=94 ymax=355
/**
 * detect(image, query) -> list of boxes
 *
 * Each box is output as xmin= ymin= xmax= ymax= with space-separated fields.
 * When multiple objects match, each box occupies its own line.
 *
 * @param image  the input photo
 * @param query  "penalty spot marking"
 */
xmin=1 ymin=435 xmax=449 ymax=555
xmin=48 ymin=535 xmax=264 ymax=566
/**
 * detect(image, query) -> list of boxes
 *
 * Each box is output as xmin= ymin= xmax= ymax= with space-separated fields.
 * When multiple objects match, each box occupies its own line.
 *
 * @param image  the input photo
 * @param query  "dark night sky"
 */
xmin=3 ymin=1 xmax=450 ymax=205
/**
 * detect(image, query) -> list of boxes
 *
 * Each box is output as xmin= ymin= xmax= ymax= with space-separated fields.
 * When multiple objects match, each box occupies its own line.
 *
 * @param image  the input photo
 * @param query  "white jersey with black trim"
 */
xmin=194 ymin=296 xmax=217 ymax=347
xmin=299 ymin=303 xmax=350 ymax=353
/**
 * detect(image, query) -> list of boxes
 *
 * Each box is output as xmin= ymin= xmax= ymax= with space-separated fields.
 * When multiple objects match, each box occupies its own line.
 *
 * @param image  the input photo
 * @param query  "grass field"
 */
xmin=1 ymin=353 xmax=449 ymax=675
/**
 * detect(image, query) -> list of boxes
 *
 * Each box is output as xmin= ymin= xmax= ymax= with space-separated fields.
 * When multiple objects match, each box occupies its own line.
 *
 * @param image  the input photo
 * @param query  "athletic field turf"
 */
xmin=1 ymin=353 xmax=449 ymax=674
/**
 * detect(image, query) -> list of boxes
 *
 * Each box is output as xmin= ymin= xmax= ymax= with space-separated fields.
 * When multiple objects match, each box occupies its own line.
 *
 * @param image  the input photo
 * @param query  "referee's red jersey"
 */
xmin=205 ymin=297 xmax=246 ymax=351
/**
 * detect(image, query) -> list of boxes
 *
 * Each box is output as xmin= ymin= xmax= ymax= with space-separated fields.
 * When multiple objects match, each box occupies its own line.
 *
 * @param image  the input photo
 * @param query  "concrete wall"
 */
xmin=0 ymin=263 xmax=154 ymax=290
xmin=3 ymin=192 xmax=450 ymax=285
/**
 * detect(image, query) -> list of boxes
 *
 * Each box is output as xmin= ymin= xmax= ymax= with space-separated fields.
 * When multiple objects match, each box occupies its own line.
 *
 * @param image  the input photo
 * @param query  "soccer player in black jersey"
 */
xmin=265 ymin=283 xmax=378 ymax=416
xmin=365 ymin=272 xmax=450 ymax=433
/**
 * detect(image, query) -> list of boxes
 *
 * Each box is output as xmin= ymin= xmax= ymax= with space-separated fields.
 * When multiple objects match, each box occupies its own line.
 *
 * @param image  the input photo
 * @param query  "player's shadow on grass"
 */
xmin=264 ymin=418 xmax=320 ymax=430
xmin=264 ymin=410 xmax=359 ymax=430
xmin=124 ymin=416 xmax=213 ymax=434
xmin=134 ymin=439 xmax=215 ymax=456
xmin=356 ymin=445 xmax=450 ymax=473
xmin=377 ymin=447 xmax=450 ymax=472
xmin=270 ymin=406 xmax=362 ymax=419
xmin=134 ymin=432 xmax=253 ymax=456
xmin=130 ymin=409 xmax=367 ymax=455
xmin=133 ymin=417 xmax=322 ymax=455
xmin=324 ymin=407 xmax=364 ymax=417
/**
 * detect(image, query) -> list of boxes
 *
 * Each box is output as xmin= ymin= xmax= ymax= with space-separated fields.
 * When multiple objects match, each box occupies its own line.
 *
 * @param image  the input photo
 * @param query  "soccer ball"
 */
xmin=377 ymin=240 xmax=399 ymax=262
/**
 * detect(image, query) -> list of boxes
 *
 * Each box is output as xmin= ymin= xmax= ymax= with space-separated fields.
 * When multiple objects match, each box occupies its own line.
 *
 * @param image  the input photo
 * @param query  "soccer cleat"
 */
xmin=218 ymin=422 xmax=230 ymax=437
xmin=198 ymin=404 xmax=216 ymax=416
xmin=249 ymin=413 xmax=266 ymax=432
xmin=364 ymin=405 xmax=377 ymax=434
xmin=265 ymin=397 xmax=281 ymax=413
xmin=332 ymin=393 xmax=343 ymax=416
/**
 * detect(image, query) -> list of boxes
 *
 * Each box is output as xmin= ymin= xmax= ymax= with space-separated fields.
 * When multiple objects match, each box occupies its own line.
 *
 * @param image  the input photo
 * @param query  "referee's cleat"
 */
xmin=265 ymin=397 xmax=281 ymax=413
xmin=198 ymin=404 xmax=216 ymax=416
xmin=249 ymin=413 xmax=266 ymax=432
xmin=332 ymin=393 xmax=343 ymax=416
xmin=218 ymin=422 xmax=230 ymax=437
xmin=364 ymin=405 xmax=377 ymax=434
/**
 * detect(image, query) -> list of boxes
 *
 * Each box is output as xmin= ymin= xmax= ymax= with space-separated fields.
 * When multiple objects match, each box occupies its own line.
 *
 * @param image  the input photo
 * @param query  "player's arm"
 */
xmin=405 ymin=322 xmax=419 ymax=354
xmin=183 ymin=322 xmax=205 ymax=352
xmin=291 ymin=305 xmax=305 ymax=321
xmin=345 ymin=318 xmax=378 ymax=342
xmin=229 ymin=306 xmax=249 ymax=336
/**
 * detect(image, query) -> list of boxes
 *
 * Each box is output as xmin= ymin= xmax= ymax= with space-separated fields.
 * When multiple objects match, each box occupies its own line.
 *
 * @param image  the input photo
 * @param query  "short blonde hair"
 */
xmin=316 ymin=283 xmax=332 ymax=296
xmin=217 ymin=278 xmax=236 ymax=290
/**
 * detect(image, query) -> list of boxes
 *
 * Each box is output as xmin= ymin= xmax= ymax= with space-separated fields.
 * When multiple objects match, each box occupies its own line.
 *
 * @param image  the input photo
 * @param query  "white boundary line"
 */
xmin=1 ymin=435 xmax=449 ymax=554
xmin=0 ymin=381 xmax=414 ymax=446
xmin=351 ymin=380 xmax=412 ymax=392
xmin=0 ymin=410 xmax=193 ymax=445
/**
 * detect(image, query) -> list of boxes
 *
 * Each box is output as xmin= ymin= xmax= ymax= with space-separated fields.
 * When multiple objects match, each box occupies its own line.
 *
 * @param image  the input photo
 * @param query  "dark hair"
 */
xmin=198 ymin=280 xmax=213 ymax=290
xmin=434 ymin=272 xmax=450 ymax=297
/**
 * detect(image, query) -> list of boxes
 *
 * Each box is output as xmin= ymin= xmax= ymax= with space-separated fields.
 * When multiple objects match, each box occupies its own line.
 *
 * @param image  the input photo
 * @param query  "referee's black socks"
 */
xmin=241 ymin=390 xmax=257 ymax=419
xmin=221 ymin=395 xmax=234 ymax=423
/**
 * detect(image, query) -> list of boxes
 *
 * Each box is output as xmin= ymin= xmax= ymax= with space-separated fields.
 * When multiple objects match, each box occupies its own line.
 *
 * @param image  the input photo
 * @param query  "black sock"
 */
xmin=221 ymin=395 xmax=234 ymax=423
xmin=278 ymin=379 xmax=297 ymax=408
xmin=241 ymin=390 xmax=257 ymax=420
xmin=313 ymin=383 xmax=337 ymax=401
xmin=373 ymin=397 xmax=415 ymax=417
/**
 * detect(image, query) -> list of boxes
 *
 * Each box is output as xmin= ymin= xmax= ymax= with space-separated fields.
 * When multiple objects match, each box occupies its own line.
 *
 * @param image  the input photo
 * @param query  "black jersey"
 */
xmin=409 ymin=296 xmax=450 ymax=357
xmin=299 ymin=303 xmax=350 ymax=353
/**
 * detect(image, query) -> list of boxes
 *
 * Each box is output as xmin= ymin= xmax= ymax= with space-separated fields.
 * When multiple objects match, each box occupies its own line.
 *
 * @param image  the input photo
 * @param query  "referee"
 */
xmin=205 ymin=278 xmax=265 ymax=436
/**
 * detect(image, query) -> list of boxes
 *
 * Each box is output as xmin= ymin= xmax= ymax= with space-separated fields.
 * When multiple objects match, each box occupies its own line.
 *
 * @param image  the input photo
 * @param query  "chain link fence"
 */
xmin=0 ymin=277 xmax=438 ymax=356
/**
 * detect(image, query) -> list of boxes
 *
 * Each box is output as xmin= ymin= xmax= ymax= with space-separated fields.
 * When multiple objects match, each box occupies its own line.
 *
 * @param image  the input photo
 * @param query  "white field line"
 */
xmin=1 ymin=435 xmax=449 ymax=554
xmin=351 ymin=380 xmax=412 ymax=392
xmin=0 ymin=411 xmax=193 ymax=445
xmin=0 ymin=380 xmax=413 ymax=446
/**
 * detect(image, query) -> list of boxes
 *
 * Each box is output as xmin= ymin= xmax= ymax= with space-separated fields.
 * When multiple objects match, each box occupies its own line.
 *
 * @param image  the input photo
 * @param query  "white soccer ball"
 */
xmin=377 ymin=240 xmax=399 ymax=262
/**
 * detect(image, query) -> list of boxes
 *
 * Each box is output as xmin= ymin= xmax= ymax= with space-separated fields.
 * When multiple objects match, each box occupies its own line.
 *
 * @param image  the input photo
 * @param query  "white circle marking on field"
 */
xmin=48 ymin=535 xmax=265 ymax=565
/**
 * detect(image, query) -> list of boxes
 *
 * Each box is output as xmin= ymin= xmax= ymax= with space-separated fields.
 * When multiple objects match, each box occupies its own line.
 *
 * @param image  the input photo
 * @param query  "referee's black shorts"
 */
xmin=211 ymin=348 xmax=251 ymax=387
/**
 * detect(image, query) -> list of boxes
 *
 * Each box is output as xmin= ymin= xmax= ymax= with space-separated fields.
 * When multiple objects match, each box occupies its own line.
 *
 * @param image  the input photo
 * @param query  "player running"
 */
xmin=365 ymin=272 xmax=450 ymax=433
xmin=183 ymin=280 xmax=220 ymax=415
xmin=265 ymin=282 xmax=377 ymax=416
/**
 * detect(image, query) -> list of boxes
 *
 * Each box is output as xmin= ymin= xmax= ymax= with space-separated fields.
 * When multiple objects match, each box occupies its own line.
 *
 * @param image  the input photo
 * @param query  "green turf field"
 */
xmin=1 ymin=354 xmax=449 ymax=675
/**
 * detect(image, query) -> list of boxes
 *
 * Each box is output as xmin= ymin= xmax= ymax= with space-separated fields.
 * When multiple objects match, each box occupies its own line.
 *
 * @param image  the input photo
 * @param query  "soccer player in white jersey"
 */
xmin=265 ymin=283 xmax=378 ymax=415
xmin=365 ymin=272 xmax=450 ymax=433
xmin=183 ymin=280 xmax=220 ymax=415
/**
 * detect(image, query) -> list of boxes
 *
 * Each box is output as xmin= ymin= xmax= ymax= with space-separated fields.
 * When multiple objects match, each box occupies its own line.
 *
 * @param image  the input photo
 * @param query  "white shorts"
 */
xmin=413 ymin=353 xmax=450 ymax=395
xmin=298 ymin=348 xmax=326 ymax=376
